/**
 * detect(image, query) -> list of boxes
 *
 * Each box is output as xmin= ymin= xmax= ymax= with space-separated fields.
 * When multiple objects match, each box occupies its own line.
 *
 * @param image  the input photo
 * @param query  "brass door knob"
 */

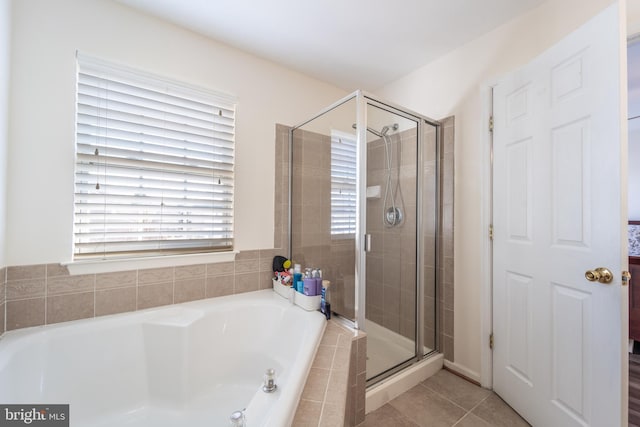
xmin=584 ymin=267 xmax=614 ymax=284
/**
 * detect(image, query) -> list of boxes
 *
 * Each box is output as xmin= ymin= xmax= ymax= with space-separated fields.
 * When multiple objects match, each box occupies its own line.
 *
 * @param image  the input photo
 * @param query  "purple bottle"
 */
xmin=303 ymin=278 xmax=317 ymax=296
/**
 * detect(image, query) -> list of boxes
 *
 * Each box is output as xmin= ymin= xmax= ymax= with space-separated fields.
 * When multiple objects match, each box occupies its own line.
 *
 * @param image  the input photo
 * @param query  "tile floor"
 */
xmin=358 ymin=369 xmax=530 ymax=427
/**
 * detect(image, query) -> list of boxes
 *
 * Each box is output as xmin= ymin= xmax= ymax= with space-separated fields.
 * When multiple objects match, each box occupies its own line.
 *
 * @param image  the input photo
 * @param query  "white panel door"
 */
xmin=493 ymin=4 xmax=626 ymax=426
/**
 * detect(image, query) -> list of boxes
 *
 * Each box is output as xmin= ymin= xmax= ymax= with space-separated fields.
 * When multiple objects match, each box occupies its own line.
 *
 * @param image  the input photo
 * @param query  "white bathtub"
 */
xmin=0 ymin=289 xmax=326 ymax=426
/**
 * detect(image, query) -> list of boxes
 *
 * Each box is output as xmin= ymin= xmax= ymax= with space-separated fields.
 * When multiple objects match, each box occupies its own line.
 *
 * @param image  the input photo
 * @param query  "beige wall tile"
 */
xmin=174 ymin=277 xmax=205 ymax=304
xmin=234 ymin=272 xmax=259 ymax=294
xmin=138 ymin=267 xmax=173 ymax=285
xmin=320 ymin=324 xmax=341 ymax=346
xmin=0 ymin=302 xmax=4 ymax=333
xmin=206 ymin=261 xmax=235 ymax=277
xmin=95 ymin=287 xmax=136 ymax=317
xmin=444 ymin=335 xmax=454 ymax=361
xmin=6 ymin=279 xmax=45 ymax=300
xmin=174 ymin=264 xmax=206 ymax=280
xmin=46 ymin=264 xmax=69 ymax=277
xmin=292 ymin=399 xmax=322 ymax=427
xmin=235 ymin=249 xmax=260 ymax=260
xmin=319 ymin=402 xmax=344 ymax=427
xmin=137 ymin=281 xmax=173 ymax=310
xmin=332 ymin=345 xmax=351 ymax=373
xmin=301 ymin=367 xmax=330 ymax=402
xmin=47 ymin=274 xmax=94 ymax=296
xmin=312 ymin=345 xmax=336 ymax=370
xmin=356 ymin=372 xmax=366 ymax=413
xmin=259 ymin=271 xmax=274 ymax=290
xmin=258 ymin=256 xmax=274 ymax=273
xmin=95 ymin=270 xmax=137 ymax=290
xmin=337 ymin=332 xmax=352 ymax=349
xmin=324 ymin=369 xmax=349 ymax=406
xmin=6 ymin=298 xmax=45 ymax=330
xmin=206 ymin=274 xmax=234 ymax=298
xmin=46 ymin=292 xmax=94 ymax=324
xmin=235 ymin=259 xmax=260 ymax=274
xmin=356 ymin=336 xmax=367 ymax=376
xmin=7 ymin=264 xmax=46 ymax=281
xmin=444 ymin=308 xmax=454 ymax=337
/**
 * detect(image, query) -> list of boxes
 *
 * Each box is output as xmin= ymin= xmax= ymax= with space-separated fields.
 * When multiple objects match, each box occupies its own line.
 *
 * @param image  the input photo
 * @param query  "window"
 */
xmin=74 ymin=54 xmax=235 ymax=258
xmin=330 ymin=131 xmax=357 ymax=235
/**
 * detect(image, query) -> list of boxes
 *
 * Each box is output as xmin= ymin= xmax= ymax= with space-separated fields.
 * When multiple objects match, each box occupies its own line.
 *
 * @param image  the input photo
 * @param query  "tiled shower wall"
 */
xmin=364 ymin=118 xmax=454 ymax=363
xmin=288 ymin=127 xmax=357 ymax=320
xmin=440 ymin=117 xmax=455 ymax=361
xmin=365 ymin=126 xmax=430 ymax=345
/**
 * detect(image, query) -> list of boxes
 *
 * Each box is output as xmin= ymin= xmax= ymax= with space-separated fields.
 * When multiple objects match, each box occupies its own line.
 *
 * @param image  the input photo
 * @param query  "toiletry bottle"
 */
xmin=321 ymin=280 xmax=331 ymax=319
xmin=293 ymin=264 xmax=303 ymax=293
xmin=315 ymin=269 xmax=323 ymax=295
xmin=303 ymin=277 xmax=316 ymax=296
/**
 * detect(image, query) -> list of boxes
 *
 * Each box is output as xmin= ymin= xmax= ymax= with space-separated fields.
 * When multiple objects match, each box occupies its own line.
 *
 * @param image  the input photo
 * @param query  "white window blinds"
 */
xmin=74 ymin=54 xmax=235 ymax=258
xmin=330 ymin=131 xmax=357 ymax=235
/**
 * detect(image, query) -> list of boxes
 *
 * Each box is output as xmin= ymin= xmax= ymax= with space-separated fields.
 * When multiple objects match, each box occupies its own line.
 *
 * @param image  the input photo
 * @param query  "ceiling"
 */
xmin=116 ymin=0 xmax=546 ymax=91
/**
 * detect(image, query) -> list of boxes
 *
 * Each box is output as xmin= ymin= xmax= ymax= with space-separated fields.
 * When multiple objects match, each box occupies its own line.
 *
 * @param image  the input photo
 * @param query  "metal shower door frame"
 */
xmin=288 ymin=90 xmax=442 ymax=374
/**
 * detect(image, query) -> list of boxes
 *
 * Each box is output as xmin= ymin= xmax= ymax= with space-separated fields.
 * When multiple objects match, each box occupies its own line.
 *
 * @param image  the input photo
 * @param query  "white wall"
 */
xmin=628 ymin=10 xmax=640 ymax=219
xmin=0 ymin=0 xmax=9 ymax=267
xmin=377 ymin=0 xmax=615 ymax=379
xmin=6 ymin=0 xmax=346 ymax=265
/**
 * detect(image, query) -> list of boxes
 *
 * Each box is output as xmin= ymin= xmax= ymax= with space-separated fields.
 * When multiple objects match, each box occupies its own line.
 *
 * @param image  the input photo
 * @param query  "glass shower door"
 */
xmin=290 ymin=95 xmax=359 ymax=323
xmin=364 ymin=102 xmax=419 ymax=380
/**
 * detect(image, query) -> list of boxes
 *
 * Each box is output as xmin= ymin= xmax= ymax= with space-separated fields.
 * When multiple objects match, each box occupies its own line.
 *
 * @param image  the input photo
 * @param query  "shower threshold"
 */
xmin=366 ymin=320 xmax=432 ymax=380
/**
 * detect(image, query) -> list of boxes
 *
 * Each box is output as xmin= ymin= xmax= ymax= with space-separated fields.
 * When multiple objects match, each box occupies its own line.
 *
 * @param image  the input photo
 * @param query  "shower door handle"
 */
xmin=364 ymin=234 xmax=372 ymax=252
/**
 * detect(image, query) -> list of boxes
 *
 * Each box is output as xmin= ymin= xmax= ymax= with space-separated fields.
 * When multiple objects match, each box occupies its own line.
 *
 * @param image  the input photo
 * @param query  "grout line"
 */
xmin=418 ymin=382 xmax=469 ymax=413
xmin=451 ymin=412 xmax=472 ymax=427
xmin=44 ymin=265 xmax=48 ymax=325
xmin=463 ymin=393 xmax=494 ymax=425
xmin=92 ymin=274 xmax=96 ymax=318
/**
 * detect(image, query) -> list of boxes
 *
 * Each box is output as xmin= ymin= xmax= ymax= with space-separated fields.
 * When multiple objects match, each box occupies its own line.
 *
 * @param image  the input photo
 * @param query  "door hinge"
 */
xmin=489 ymin=224 xmax=494 ymax=240
xmin=489 ymin=333 xmax=494 ymax=350
xmin=489 ymin=116 xmax=494 ymax=132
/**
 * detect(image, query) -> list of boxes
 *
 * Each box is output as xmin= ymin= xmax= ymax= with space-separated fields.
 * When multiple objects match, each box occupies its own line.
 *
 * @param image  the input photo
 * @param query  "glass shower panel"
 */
xmin=364 ymin=103 xmax=419 ymax=380
xmin=290 ymin=96 xmax=358 ymax=322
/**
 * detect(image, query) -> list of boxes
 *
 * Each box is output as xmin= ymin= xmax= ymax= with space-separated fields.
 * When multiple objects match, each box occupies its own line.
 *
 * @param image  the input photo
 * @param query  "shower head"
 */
xmin=352 ymin=123 xmax=399 ymax=138
xmin=382 ymin=123 xmax=399 ymax=135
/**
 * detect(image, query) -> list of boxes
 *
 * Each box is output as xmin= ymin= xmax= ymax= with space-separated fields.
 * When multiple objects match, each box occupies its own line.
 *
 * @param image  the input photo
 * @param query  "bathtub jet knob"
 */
xmin=263 ymin=368 xmax=277 ymax=393
xmin=229 ymin=409 xmax=246 ymax=427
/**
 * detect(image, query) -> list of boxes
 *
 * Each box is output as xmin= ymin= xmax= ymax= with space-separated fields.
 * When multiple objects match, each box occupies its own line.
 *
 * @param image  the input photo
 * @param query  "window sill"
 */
xmin=63 ymin=251 xmax=239 ymax=275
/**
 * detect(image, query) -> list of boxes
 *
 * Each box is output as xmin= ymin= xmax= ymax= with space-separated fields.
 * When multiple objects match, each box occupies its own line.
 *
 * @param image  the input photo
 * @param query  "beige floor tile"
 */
xmin=422 ymin=370 xmax=491 ymax=410
xmin=453 ymin=413 xmax=493 ymax=427
xmin=389 ymin=384 xmax=466 ymax=427
xmin=359 ymin=403 xmax=419 ymax=427
xmin=471 ymin=394 xmax=531 ymax=427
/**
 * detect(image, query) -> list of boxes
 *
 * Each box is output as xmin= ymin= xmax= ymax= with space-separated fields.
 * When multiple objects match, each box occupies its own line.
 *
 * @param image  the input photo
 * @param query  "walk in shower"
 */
xmin=289 ymin=91 xmax=440 ymax=385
